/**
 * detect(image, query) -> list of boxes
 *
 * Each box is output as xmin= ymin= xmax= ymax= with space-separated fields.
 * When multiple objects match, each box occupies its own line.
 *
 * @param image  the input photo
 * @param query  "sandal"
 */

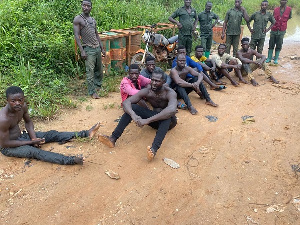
xmin=177 ymin=101 xmax=187 ymax=110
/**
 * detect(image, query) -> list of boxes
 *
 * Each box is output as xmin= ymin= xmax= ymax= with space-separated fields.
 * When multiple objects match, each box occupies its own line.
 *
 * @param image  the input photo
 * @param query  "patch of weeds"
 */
xmin=103 ymin=102 xmax=117 ymax=110
xmin=78 ymin=96 xmax=88 ymax=103
xmin=86 ymin=105 xmax=93 ymax=111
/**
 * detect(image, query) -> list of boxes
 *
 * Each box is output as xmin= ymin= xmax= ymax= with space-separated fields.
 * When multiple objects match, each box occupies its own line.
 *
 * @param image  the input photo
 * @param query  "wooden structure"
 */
xmin=74 ymin=23 xmax=175 ymax=74
xmin=212 ymin=25 xmax=244 ymax=44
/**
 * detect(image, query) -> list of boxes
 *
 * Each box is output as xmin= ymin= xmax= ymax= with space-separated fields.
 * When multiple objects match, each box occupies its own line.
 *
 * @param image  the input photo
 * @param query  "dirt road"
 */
xmin=1 ymin=43 xmax=300 ymax=225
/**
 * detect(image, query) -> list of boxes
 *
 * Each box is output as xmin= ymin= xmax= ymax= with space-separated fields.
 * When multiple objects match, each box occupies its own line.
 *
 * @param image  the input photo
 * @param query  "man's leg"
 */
xmin=205 ymin=35 xmax=213 ymax=58
xmin=261 ymin=62 xmax=279 ymax=83
xmin=249 ymin=38 xmax=257 ymax=51
xmin=84 ymin=47 xmax=99 ymax=98
xmin=257 ymin=38 xmax=265 ymax=54
xmin=94 ymin=46 xmax=103 ymax=91
xmin=201 ymin=36 xmax=208 ymax=52
xmin=242 ymin=63 xmax=258 ymax=86
xmin=274 ymin=33 xmax=285 ymax=64
xmin=232 ymin=35 xmax=240 ymax=57
xmin=185 ymin=35 xmax=193 ymax=56
xmin=266 ymin=32 xmax=275 ymax=63
xmin=225 ymin=35 xmax=233 ymax=54
xmin=1 ymin=146 xmax=81 ymax=165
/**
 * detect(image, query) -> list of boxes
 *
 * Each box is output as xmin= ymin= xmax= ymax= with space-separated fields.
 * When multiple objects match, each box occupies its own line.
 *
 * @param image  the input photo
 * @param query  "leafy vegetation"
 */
xmin=0 ymin=0 xmax=298 ymax=118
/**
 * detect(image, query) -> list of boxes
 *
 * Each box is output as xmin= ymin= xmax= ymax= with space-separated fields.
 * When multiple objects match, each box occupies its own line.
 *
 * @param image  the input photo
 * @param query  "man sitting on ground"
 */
xmin=0 ymin=86 xmax=101 ymax=165
xmin=140 ymin=56 xmax=171 ymax=86
xmin=236 ymin=37 xmax=279 ymax=86
xmin=98 ymin=70 xmax=177 ymax=161
xmin=170 ymin=54 xmax=214 ymax=115
xmin=120 ymin=64 xmax=151 ymax=107
xmin=191 ymin=45 xmax=226 ymax=85
xmin=211 ymin=43 xmax=247 ymax=86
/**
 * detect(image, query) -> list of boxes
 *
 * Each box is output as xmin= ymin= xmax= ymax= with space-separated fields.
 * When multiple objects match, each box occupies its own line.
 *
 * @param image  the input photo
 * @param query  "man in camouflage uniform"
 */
xmin=221 ymin=0 xmax=249 ymax=57
xmin=198 ymin=1 xmax=219 ymax=58
xmin=169 ymin=0 xmax=197 ymax=56
xmin=247 ymin=0 xmax=275 ymax=54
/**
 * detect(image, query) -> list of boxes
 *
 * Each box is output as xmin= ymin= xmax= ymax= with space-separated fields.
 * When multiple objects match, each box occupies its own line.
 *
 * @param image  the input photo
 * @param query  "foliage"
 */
xmin=0 ymin=0 xmax=298 ymax=118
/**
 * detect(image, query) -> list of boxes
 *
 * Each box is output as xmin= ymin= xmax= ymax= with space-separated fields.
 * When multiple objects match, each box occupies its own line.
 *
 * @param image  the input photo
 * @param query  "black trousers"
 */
xmin=112 ymin=104 xmax=177 ymax=153
xmin=1 ymin=130 xmax=88 ymax=165
xmin=172 ymin=77 xmax=211 ymax=108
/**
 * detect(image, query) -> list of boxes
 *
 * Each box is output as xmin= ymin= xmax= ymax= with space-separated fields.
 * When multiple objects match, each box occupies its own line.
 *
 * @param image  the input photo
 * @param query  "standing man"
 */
xmin=169 ymin=0 xmax=197 ymax=56
xmin=247 ymin=0 xmax=275 ymax=54
xmin=73 ymin=0 xmax=105 ymax=99
xmin=237 ymin=37 xmax=279 ymax=86
xmin=0 ymin=86 xmax=101 ymax=165
xmin=266 ymin=0 xmax=292 ymax=64
xmin=221 ymin=0 xmax=249 ymax=57
xmin=198 ymin=1 xmax=219 ymax=58
xmin=98 ymin=71 xmax=177 ymax=162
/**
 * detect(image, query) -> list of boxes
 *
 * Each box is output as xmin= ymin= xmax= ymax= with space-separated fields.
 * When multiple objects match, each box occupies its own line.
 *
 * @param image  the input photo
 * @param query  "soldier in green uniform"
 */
xmin=221 ymin=0 xmax=249 ymax=57
xmin=198 ymin=1 xmax=219 ymax=58
xmin=169 ymin=0 xmax=197 ymax=56
xmin=247 ymin=0 xmax=275 ymax=54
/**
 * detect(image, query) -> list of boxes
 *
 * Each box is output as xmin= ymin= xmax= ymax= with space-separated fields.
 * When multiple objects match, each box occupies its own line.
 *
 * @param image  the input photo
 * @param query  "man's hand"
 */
xmin=221 ymin=33 xmax=225 ymax=40
xmin=192 ymin=83 xmax=200 ymax=93
xmin=177 ymin=22 xmax=182 ymax=29
xmin=249 ymin=28 xmax=254 ymax=34
xmin=101 ymin=48 xmax=106 ymax=57
xmin=32 ymin=138 xmax=45 ymax=148
xmin=256 ymin=61 xmax=263 ymax=68
xmin=211 ymin=66 xmax=216 ymax=72
xmin=136 ymin=118 xmax=149 ymax=128
xmin=80 ymin=50 xmax=87 ymax=60
xmin=132 ymin=115 xmax=142 ymax=124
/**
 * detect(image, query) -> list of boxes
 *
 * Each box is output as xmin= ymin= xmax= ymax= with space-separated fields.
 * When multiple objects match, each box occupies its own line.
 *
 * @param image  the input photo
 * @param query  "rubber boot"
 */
xmin=274 ymin=50 xmax=280 ymax=64
xmin=266 ymin=49 xmax=273 ymax=63
xmin=205 ymin=51 xmax=210 ymax=58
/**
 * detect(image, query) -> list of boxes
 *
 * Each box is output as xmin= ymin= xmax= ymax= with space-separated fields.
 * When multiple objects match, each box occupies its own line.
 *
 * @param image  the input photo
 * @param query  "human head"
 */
xmin=177 ymin=45 xmax=187 ymax=55
xmin=261 ymin=0 xmax=268 ymax=11
xmin=235 ymin=0 xmax=242 ymax=8
xmin=151 ymin=70 xmax=165 ymax=92
xmin=184 ymin=0 xmax=192 ymax=8
xmin=177 ymin=54 xmax=187 ymax=69
xmin=128 ymin=64 xmax=140 ymax=82
xmin=205 ymin=1 xmax=213 ymax=12
xmin=195 ymin=45 xmax=204 ymax=58
xmin=6 ymin=86 xmax=25 ymax=111
xmin=81 ymin=0 xmax=92 ymax=14
xmin=280 ymin=0 xmax=288 ymax=7
xmin=145 ymin=56 xmax=156 ymax=73
xmin=241 ymin=37 xmax=250 ymax=51
xmin=218 ymin=44 xmax=226 ymax=56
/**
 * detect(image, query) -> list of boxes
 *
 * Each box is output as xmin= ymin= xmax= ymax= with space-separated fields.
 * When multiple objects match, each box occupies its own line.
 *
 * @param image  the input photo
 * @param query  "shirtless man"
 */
xmin=73 ymin=0 xmax=105 ymax=99
xmin=170 ymin=54 xmax=210 ymax=115
xmin=237 ymin=37 xmax=279 ymax=86
xmin=0 ymin=86 xmax=101 ymax=165
xmin=98 ymin=71 xmax=177 ymax=161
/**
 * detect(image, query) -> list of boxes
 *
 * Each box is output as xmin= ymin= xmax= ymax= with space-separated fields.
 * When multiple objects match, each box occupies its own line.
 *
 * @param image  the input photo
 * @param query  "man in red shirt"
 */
xmin=266 ymin=0 xmax=292 ymax=64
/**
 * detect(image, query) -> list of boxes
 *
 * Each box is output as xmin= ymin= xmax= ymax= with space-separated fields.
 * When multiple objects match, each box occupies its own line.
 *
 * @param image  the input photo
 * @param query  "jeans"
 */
xmin=1 ymin=130 xmax=88 ymax=165
xmin=84 ymin=46 xmax=103 ymax=95
xmin=111 ymin=104 xmax=177 ymax=152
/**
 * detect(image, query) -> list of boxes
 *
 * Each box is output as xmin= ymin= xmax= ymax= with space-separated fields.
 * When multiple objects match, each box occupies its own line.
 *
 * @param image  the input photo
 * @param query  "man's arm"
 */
xmin=169 ymin=10 xmax=182 ymax=29
xmin=73 ymin=16 xmax=87 ymax=60
xmin=247 ymin=13 xmax=254 ymax=33
xmin=265 ymin=14 xmax=275 ymax=33
xmin=120 ymin=78 xmax=140 ymax=96
xmin=193 ymin=10 xmax=198 ymax=31
xmin=241 ymin=7 xmax=250 ymax=22
xmin=23 ymin=104 xmax=37 ymax=140
xmin=221 ymin=11 xmax=229 ymax=40
xmin=170 ymin=69 xmax=194 ymax=88
xmin=236 ymin=51 xmax=254 ymax=64
xmin=212 ymin=13 xmax=219 ymax=28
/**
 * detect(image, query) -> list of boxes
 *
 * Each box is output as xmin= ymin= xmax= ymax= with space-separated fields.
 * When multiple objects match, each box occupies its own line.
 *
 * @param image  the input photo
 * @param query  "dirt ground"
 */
xmin=1 ymin=42 xmax=300 ymax=225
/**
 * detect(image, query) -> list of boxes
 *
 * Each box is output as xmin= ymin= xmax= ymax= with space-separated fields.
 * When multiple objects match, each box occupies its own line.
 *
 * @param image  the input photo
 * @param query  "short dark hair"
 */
xmin=177 ymin=45 xmax=186 ymax=51
xmin=206 ymin=1 xmax=213 ymax=5
xmin=152 ymin=68 xmax=166 ymax=82
xmin=241 ymin=37 xmax=250 ymax=43
xmin=81 ymin=0 xmax=92 ymax=6
xmin=195 ymin=45 xmax=204 ymax=51
xmin=218 ymin=43 xmax=226 ymax=48
xmin=262 ymin=0 xmax=268 ymax=3
xmin=129 ymin=63 xmax=140 ymax=71
xmin=6 ymin=86 xmax=24 ymax=99
xmin=145 ymin=56 xmax=155 ymax=63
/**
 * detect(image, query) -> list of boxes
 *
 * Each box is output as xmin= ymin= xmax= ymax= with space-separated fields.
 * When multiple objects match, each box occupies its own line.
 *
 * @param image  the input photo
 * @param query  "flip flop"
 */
xmin=177 ymin=101 xmax=187 ymax=109
xmin=212 ymin=85 xmax=226 ymax=91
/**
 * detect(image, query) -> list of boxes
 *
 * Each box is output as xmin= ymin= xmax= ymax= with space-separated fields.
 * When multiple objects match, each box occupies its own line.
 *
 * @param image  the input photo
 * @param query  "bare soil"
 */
xmin=1 ymin=43 xmax=300 ymax=225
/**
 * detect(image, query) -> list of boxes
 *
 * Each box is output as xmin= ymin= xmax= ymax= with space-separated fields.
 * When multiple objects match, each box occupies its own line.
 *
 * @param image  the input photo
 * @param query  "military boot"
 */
xmin=274 ymin=50 xmax=280 ymax=64
xmin=266 ymin=49 xmax=273 ymax=63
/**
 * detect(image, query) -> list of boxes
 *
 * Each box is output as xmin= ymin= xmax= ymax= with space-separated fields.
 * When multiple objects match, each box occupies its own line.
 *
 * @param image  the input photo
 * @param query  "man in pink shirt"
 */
xmin=120 ymin=64 xmax=151 ymax=103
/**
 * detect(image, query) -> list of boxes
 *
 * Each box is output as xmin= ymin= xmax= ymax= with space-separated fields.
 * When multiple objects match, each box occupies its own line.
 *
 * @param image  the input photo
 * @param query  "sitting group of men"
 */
xmin=0 ymin=37 xmax=279 ymax=165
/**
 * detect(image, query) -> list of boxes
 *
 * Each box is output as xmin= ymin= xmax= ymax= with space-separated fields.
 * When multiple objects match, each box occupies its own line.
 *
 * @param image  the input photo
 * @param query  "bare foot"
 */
xmin=269 ymin=76 xmax=279 ymax=84
xmin=215 ymin=80 xmax=227 ymax=85
xmin=231 ymin=81 xmax=239 ymax=87
xmin=74 ymin=156 xmax=84 ymax=165
xmin=147 ymin=146 xmax=155 ymax=162
xmin=98 ymin=134 xmax=115 ymax=148
xmin=205 ymin=100 xmax=218 ymax=107
xmin=250 ymin=79 xmax=259 ymax=86
xmin=239 ymin=78 xmax=248 ymax=84
xmin=91 ymin=93 xmax=100 ymax=99
xmin=88 ymin=122 xmax=101 ymax=139
xmin=188 ymin=106 xmax=198 ymax=115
